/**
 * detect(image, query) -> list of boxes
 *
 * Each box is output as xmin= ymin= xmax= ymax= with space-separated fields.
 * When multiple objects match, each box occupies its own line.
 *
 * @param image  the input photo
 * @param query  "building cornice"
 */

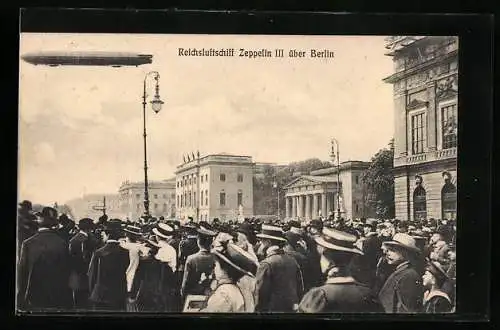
xmin=392 ymin=157 xmax=457 ymax=176
xmin=310 ymin=161 xmax=371 ymax=176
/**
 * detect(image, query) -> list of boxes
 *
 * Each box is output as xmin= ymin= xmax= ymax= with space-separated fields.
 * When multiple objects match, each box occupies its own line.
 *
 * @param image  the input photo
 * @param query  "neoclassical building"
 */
xmin=283 ymin=161 xmax=372 ymax=221
xmin=383 ymin=36 xmax=458 ymax=221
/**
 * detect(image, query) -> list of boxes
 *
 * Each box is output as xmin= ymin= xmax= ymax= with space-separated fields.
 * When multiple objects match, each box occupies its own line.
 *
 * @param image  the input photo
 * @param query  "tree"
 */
xmin=361 ymin=140 xmax=395 ymax=219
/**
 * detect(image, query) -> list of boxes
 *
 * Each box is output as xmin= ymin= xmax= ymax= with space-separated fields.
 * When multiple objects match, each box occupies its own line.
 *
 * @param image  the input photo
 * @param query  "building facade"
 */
xmin=175 ymin=153 xmax=254 ymax=222
xmin=118 ymin=178 xmax=176 ymax=221
xmin=283 ymin=161 xmax=372 ymax=221
xmin=383 ymin=36 xmax=458 ymax=222
xmin=65 ymin=194 xmax=122 ymax=222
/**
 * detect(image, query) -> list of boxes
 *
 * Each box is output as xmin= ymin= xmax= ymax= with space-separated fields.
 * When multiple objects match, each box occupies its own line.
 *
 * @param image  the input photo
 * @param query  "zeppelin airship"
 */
xmin=20 ymin=51 xmax=153 ymax=67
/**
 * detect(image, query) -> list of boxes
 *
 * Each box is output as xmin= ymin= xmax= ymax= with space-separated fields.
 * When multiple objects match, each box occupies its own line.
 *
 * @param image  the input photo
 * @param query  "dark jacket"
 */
xmin=88 ymin=240 xmax=130 ymax=310
xmin=298 ymin=276 xmax=384 ymax=313
xmin=17 ymin=210 xmax=38 ymax=254
xmin=180 ymin=248 xmax=215 ymax=298
xmin=423 ymin=290 xmax=453 ymax=313
xmin=254 ymin=248 xmax=303 ymax=312
xmin=17 ymin=229 xmax=72 ymax=311
xmin=178 ymin=236 xmax=199 ymax=272
xmin=350 ymin=233 xmax=382 ymax=288
xmin=284 ymin=246 xmax=309 ymax=295
xmin=302 ymin=234 xmax=324 ymax=288
xmin=378 ymin=261 xmax=423 ymax=313
xmin=68 ymin=231 xmax=100 ymax=292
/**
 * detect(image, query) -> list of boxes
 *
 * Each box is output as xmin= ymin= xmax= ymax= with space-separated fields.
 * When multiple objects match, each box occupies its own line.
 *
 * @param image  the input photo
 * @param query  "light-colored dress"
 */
xmin=202 ymin=280 xmax=247 ymax=313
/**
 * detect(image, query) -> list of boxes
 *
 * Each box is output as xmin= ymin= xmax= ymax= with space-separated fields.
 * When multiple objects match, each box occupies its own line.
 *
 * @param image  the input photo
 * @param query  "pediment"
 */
xmin=284 ymin=177 xmax=318 ymax=189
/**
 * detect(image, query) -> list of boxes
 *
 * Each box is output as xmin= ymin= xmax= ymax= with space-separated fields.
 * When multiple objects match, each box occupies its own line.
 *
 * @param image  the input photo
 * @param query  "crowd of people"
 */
xmin=17 ymin=199 xmax=456 ymax=314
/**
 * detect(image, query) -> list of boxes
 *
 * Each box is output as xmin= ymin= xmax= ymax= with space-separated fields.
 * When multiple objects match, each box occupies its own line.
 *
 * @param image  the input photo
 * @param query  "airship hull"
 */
xmin=21 ymin=51 xmax=153 ymax=67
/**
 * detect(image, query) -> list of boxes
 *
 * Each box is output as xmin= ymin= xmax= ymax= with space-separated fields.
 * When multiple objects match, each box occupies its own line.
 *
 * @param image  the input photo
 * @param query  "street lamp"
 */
xmin=142 ymin=71 xmax=164 ymax=219
xmin=273 ymin=180 xmax=280 ymax=220
xmin=330 ymin=138 xmax=341 ymax=220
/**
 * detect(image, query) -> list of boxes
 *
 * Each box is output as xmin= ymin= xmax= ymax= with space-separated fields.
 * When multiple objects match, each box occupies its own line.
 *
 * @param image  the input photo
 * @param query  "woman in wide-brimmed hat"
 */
xmin=201 ymin=241 xmax=258 ymax=312
xmin=422 ymin=260 xmax=453 ymax=313
xmin=298 ymin=227 xmax=383 ymax=313
xmin=377 ymin=233 xmax=423 ymax=313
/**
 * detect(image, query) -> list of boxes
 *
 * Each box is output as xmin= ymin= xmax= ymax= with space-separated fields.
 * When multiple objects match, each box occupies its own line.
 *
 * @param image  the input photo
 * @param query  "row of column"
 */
xmin=285 ymin=193 xmax=335 ymax=220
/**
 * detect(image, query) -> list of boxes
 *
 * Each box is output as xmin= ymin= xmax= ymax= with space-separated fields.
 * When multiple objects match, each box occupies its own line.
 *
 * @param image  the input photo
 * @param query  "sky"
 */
xmin=18 ymin=33 xmax=394 ymax=205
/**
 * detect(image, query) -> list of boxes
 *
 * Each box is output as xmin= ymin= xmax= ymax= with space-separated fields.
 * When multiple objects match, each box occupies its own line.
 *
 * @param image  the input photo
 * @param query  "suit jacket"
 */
xmin=69 ymin=231 xmax=99 ymax=291
xmin=178 ymin=236 xmax=199 ymax=272
xmin=378 ymin=261 xmax=423 ymax=313
xmin=298 ymin=276 xmax=384 ymax=313
xmin=254 ymin=248 xmax=303 ymax=312
xmin=181 ymin=249 xmax=215 ymax=298
xmin=350 ymin=234 xmax=382 ymax=288
xmin=17 ymin=229 xmax=72 ymax=311
xmin=284 ymin=245 xmax=308 ymax=295
xmin=87 ymin=241 xmax=130 ymax=310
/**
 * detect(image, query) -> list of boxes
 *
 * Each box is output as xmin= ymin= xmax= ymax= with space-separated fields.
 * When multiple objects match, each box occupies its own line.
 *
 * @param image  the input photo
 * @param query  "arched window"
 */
xmin=442 ymin=182 xmax=457 ymax=220
xmin=413 ymin=185 xmax=427 ymax=221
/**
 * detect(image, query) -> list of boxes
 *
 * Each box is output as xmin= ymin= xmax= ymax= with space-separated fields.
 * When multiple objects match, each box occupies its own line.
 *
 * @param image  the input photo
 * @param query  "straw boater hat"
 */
xmin=152 ymin=223 xmax=175 ymax=239
xmin=124 ymin=225 xmax=143 ymax=237
xmin=382 ymin=233 xmax=421 ymax=253
xmin=212 ymin=241 xmax=258 ymax=277
xmin=196 ymin=222 xmax=218 ymax=237
xmin=256 ymin=224 xmax=287 ymax=242
xmin=315 ymin=227 xmax=364 ymax=255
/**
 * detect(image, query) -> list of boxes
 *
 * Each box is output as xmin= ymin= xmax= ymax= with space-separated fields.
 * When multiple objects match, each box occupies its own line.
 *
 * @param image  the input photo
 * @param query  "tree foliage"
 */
xmin=361 ymin=139 xmax=395 ymax=219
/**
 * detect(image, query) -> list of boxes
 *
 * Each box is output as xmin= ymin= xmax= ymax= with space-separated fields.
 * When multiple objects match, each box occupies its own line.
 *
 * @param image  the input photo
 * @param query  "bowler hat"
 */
xmin=37 ymin=206 xmax=59 ymax=228
xmin=285 ymin=231 xmax=302 ymax=246
xmin=104 ymin=219 xmax=123 ymax=232
xmin=382 ymin=233 xmax=421 ymax=253
xmin=78 ymin=218 xmax=94 ymax=231
xmin=19 ymin=200 xmax=33 ymax=210
xmin=152 ymin=223 xmax=175 ymax=239
xmin=315 ymin=227 xmax=363 ymax=255
xmin=256 ymin=224 xmax=287 ymax=242
xmin=212 ymin=241 xmax=258 ymax=277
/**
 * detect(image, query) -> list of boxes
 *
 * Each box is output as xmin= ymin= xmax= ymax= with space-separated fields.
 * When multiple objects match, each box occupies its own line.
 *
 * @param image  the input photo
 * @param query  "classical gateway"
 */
xmin=383 ymin=36 xmax=458 ymax=222
xmin=283 ymin=161 xmax=372 ymax=221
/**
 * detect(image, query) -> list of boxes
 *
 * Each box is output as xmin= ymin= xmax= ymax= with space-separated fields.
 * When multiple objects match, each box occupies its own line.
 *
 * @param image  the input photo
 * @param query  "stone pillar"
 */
xmin=321 ymin=192 xmax=327 ymax=219
xmin=298 ymin=195 xmax=304 ymax=219
xmin=326 ymin=192 xmax=332 ymax=216
xmin=285 ymin=197 xmax=291 ymax=218
xmin=305 ymin=194 xmax=311 ymax=220
xmin=313 ymin=194 xmax=319 ymax=219
xmin=427 ymin=82 xmax=437 ymax=151
xmin=292 ymin=196 xmax=297 ymax=218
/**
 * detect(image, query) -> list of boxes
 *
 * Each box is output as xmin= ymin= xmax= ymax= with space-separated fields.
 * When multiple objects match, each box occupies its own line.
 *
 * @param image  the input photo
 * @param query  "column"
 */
xmin=313 ymin=194 xmax=319 ymax=219
xmin=292 ymin=196 xmax=297 ymax=218
xmin=427 ymin=82 xmax=437 ymax=151
xmin=321 ymin=192 xmax=327 ymax=219
xmin=298 ymin=195 xmax=304 ymax=219
xmin=326 ymin=192 xmax=332 ymax=216
xmin=285 ymin=197 xmax=291 ymax=219
xmin=305 ymin=194 xmax=311 ymax=220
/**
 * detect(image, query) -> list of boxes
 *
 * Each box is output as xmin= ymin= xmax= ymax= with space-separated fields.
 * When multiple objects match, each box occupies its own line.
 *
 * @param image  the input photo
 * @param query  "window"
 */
xmin=201 ymin=191 xmax=204 ymax=206
xmin=411 ymin=113 xmax=425 ymax=154
xmin=205 ymin=174 xmax=208 ymax=182
xmin=237 ymin=174 xmax=243 ymax=182
xmin=163 ymin=194 xmax=166 ymax=199
xmin=205 ymin=214 xmax=208 ymax=221
xmin=181 ymin=181 xmax=183 ymax=187
xmin=237 ymin=191 xmax=243 ymax=206
xmin=136 ymin=193 xmax=140 ymax=199
xmin=136 ymin=203 xmax=140 ymax=210
xmin=355 ymin=175 xmax=359 ymax=185
xmin=177 ymin=195 xmax=179 ymax=207
xmin=189 ymin=191 xmax=192 ymax=207
xmin=163 ymin=203 xmax=167 ymax=212
xmin=220 ymin=192 xmax=226 ymax=206
xmin=355 ymin=203 xmax=359 ymax=213
xmin=442 ymin=104 xmax=457 ymax=149
xmin=201 ymin=175 xmax=204 ymax=183
xmin=442 ymin=182 xmax=457 ymax=220
xmin=205 ymin=190 xmax=208 ymax=206
xmin=154 ymin=194 xmax=158 ymax=199
xmin=177 ymin=182 xmax=179 ymax=188
xmin=171 ymin=193 xmax=175 ymax=199
xmin=194 ymin=192 xmax=197 ymax=206
xmin=413 ymin=186 xmax=427 ymax=221
xmin=181 ymin=195 xmax=184 ymax=207
xmin=154 ymin=203 xmax=158 ymax=210
xmin=220 ymin=173 xmax=226 ymax=182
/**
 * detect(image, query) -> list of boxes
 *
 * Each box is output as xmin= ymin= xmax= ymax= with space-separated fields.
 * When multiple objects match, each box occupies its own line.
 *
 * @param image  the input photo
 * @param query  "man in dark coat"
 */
xmin=350 ymin=220 xmax=383 ymax=288
xmin=180 ymin=224 xmax=217 ymax=305
xmin=378 ymin=233 xmax=423 ymax=313
xmin=303 ymin=220 xmax=324 ymax=288
xmin=298 ymin=227 xmax=383 ymax=313
xmin=17 ymin=207 xmax=72 ymax=311
xmin=284 ymin=231 xmax=309 ymax=296
xmin=88 ymin=219 xmax=130 ymax=311
xmin=17 ymin=200 xmax=38 ymax=255
xmin=68 ymin=218 xmax=99 ymax=310
xmin=254 ymin=225 xmax=303 ymax=312
xmin=178 ymin=223 xmax=199 ymax=273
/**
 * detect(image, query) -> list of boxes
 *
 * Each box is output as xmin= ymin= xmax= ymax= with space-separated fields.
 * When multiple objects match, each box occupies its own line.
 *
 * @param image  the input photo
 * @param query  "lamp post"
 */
xmin=273 ymin=180 xmax=280 ymax=220
xmin=142 ymin=71 xmax=164 ymax=219
xmin=330 ymin=138 xmax=341 ymax=220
